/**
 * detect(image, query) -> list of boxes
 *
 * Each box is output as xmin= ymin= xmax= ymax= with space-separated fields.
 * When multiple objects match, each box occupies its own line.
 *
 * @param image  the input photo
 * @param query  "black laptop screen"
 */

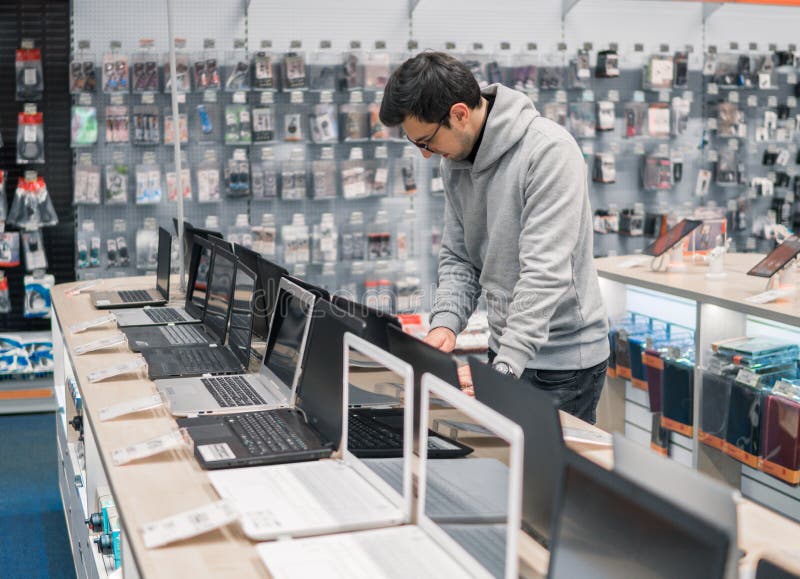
xmin=156 ymin=227 xmax=171 ymax=299
xmin=256 ymin=257 xmax=289 ymax=331
xmin=264 ymin=289 xmax=309 ymax=386
xmin=228 ymin=265 xmax=256 ymax=367
xmin=204 ymin=249 xmax=236 ymax=342
xmin=234 ymin=245 xmax=270 ymax=340
xmin=188 ymin=239 xmax=213 ymax=314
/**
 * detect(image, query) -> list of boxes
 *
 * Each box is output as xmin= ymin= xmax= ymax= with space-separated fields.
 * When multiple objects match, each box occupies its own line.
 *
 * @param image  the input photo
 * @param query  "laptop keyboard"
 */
xmin=348 ymin=414 xmax=403 ymax=450
xmin=176 ymin=347 xmax=231 ymax=374
xmin=227 ymin=411 xmax=308 ymax=455
xmin=160 ymin=324 xmax=208 ymax=345
xmin=203 ymin=375 xmax=267 ymax=408
xmin=119 ymin=289 xmax=152 ymax=303
xmin=145 ymin=308 xmax=186 ymax=323
xmin=442 ymin=524 xmax=506 ymax=578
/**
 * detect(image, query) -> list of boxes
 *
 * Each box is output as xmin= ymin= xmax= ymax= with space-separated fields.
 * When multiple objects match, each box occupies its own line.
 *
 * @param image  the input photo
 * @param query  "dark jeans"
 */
xmin=488 ymin=350 xmax=608 ymax=424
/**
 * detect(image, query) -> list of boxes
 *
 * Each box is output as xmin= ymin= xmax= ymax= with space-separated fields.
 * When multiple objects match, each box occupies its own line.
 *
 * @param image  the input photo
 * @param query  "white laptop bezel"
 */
xmin=257 ymin=276 xmax=317 ymax=405
xmin=419 ymin=373 xmax=524 ymax=579
xmin=341 ymin=332 xmax=414 ymax=522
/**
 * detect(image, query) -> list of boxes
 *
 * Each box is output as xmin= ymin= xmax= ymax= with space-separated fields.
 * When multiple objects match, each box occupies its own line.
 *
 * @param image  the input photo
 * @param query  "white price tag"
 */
xmin=141 ymin=500 xmax=238 ymax=549
xmin=24 ymin=124 xmax=37 ymax=143
xmin=259 ymin=91 xmax=273 ymax=105
xmin=70 ymin=314 xmax=116 ymax=334
xmin=67 ymin=280 xmax=102 ymax=295
xmin=707 ymin=83 xmax=719 ymax=95
xmin=728 ymin=91 xmax=739 ymax=104
xmin=100 ymin=393 xmax=163 ymax=421
xmin=233 ymin=91 xmax=246 ymax=104
xmin=320 ymin=90 xmax=333 ymax=104
xmin=768 ymin=95 xmax=778 ymax=108
xmin=736 ymin=368 xmax=760 ymax=388
xmin=142 ymin=93 xmax=154 ymax=104
xmin=744 ymin=288 xmax=793 ymax=305
xmin=607 ymin=90 xmax=620 ymax=103
xmin=111 ymin=430 xmax=186 ymax=466
xmin=74 ymin=333 xmax=126 ymax=356
xmin=562 ymin=427 xmax=613 ymax=446
xmin=747 ymin=95 xmax=758 ymax=108
xmin=556 ymin=90 xmax=567 ymax=104
xmin=88 ymin=357 xmax=148 ymax=383
xmin=658 ymin=90 xmax=670 ymax=103
xmin=290 ymin=90 xmax=304 ymax=104
xmin=617 ymin=256 xmax=650 ymax=269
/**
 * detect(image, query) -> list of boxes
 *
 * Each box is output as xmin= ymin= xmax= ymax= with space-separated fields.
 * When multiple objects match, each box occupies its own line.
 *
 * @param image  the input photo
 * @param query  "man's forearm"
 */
xmin=429 ymin=252 xmax=482 ymax=336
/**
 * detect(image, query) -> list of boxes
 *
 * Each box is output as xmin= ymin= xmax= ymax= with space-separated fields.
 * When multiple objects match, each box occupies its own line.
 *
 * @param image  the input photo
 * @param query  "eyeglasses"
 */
xmin=406 ymin=113 xmax=449 ymax=152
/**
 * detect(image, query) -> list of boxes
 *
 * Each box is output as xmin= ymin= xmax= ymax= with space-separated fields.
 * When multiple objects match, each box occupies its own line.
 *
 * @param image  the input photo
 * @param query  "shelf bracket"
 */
xmin=562 ymin=0 xmax=582 ymax=19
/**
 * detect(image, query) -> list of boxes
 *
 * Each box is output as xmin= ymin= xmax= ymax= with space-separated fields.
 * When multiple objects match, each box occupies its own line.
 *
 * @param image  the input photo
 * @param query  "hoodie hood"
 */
xmin=444 ymin=83 xmax=541 ymax=173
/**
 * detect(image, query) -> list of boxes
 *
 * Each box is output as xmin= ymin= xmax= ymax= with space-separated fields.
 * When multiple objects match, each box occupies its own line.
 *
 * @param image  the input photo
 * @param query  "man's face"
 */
xmin=402 ymin=107 xmax=474 ymax=161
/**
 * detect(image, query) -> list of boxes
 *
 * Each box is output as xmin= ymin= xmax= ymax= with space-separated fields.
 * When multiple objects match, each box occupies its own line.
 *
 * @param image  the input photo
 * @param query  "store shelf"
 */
xmin=0 ymin=375 xmax=56 ymax=414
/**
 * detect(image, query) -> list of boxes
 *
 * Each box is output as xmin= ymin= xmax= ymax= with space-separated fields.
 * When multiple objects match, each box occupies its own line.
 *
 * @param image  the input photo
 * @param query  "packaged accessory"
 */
xmin=364 ymin=43 xmax=391 ymax=90
xmin=283 ymin=46 xmax=307 ymax=90
xmin=102 ymin=49 xmax=129 ymax=93
xmin=8 ymin=175 xmax=58 ymax=228
xmin=624 ymin=102 xmax=647 ymax=138
xmin=543 ymin=102 xmax=567 ymax=126
xmin=166 ymin=165 xmax=191 ymax=201
xmin=0 ymin=233 xmax=21 ymax=268
xmin=252 ymin=105 xmax=276 ymax=142
xmin=673 ymin=51 xmax=689 ymax=88
xmin=717 ymin=102 xmax=746 ymax=138
xmin=596 ymin=101 xmax=615 ymax=131
xmin=642 ymin=153 xmax=673 ymax=191
xmin=0 ymin=172 xmax=6 ymax=222
xmin=341 ymin=154 xmax=368 ymax=200
xmin=340 ymin=101 xmax=369 ymax=141
xmin=23 ymin=230 xmax=47 ymax=271
xmin=0 ymin=277 xmax=10 ymax=314
xmin=224 ymin=105 xmax=252 ymax=144
xmin=105 ymin=105 xmax=129 ymax=143
xmin=135 ymin=160 xmax=163 ymax=204
xmin=224 ymin=149 xmax=250 ymax=198
xmin=225 ymin=42 xmax=251 ymax=92
xmin=308 ymin=40 xmax=338 ymax=91
xmin=396 ymin=149 xmax=417 ymax=196
xmin=131 ymin=46 xmax=160 ymax=93
xmin=136 ymin=220 xmax=159 ymax=270
xmin=194 ymin=101 xmax=220 ymax=142
xmin=197 ymin=152 xmax=221 ymax=203
xmin=251 ymin=148 xmax=278 ymax=200
xmin=252 ymin=213 xmax=277 ymax=258
xmin=24 ymin=274 xmax=53 ymax=319
xmin=312 ymin=213 xmax=338 ymax=263
xmin=593 ymin=153 xmax=616 ymax=184
xmin=281 ymin=149 xmax=307 ymax=200
xmin=341 ymin=211 xmax=366 ymax=261
xmin=71 ymin=106 xmax=98 ymax=146
xmin=252 ymin=45 xmax=275 ymax=90
xmin=644 ymin=54 xmax=674 ymax=89
xmin=164 ymin=47 xmax=190 ymax=93
xmin=647 ymin=103 xmax=671 ymax=138
xmin=568 ymin=49 xmax=591 ymax=88
xmin=309 ymin=104 xmax=338 ymax=143
xmin=595 ymin=49 xmax=619 ymax=78
xmin=16 ymin=42 xmax=44 ymax=101
xmin=132 ymin=105 xmax=160 ymax=145
xmin=17 ymin=111 xmax=45 ymax=164
xmin=105 ymin=161 xmax=129 ymax=204
xmin=77 ymin=221 xmax=101 ymax=269
xmin=568 ymin=102 xmax=596 ymax=138
xmin=671 ymin=97 xmax=690 ymax=136
xmin=282 ymin=110 xmax=305 ymax=142
xmin=70 ymin=42 xmax=97 ymax=94
xmin=716 ymin=149 xmax=745 ymax=186
xmin=311 ymin=148 xmax=337 ymax=199
xmin=342 ymin=42 xmax=364 ymax=90
xmin=193 ymin=43 xmax=220 ymax=91
xmin=74 ymin=161 xmax=101 ymax=205
xmin=163 ymin=112 xmax=188 ymax=145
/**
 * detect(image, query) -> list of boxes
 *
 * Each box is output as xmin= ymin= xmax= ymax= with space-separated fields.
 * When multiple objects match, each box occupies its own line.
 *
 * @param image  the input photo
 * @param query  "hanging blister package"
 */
xmin=105 ymin=105 xmax=129 ymax=143
xmin=24 ymin=274 xmax=54 ymax=319
xmin=281 ymin=158 xmax=307 ymax=200
xmin=197 ymin=156 xmax=221 ymax=203
xmin=8 ymin=176 xmax=58 ymax=228
xmin=311 ymin=154 xmax=337 ymax=199
xmin=283 ymin=50 xmax=307 ymax=90
xmin=0 ymin=233 xmax=21 ymax=268
xmin=17 ymin=112 xmax=45 ymax=164
xmin=252 ymin=50 xmax=275 ymax=90
xmin=224 ymin=105 xmax=252 ymax=145
xmin=136 ymin=224 xmax=159 ymax=270
xmin=133 ymin=105 xmax=160 ymax=145
xmin=251 ymin=150 xmax=278 ymax=200
xmin=74 ymin=163 xmax=101 ymax=204
xmin=568 ymin=102 xmax=596 ymax=138
xmin=131 ymin=51 xmax=160 ymax=93
xmin=103 ymin=52 xmax=129 ymax=93
xmin=252 ymin=106 xmax=276 ymax=142
xmin=340 ymin=102 xmax=368 ymax=142
xmin=0 ymin=277 xmax=10 ymax=314
xmin=166 ymin=165 xmax=192 ymax=201
xmin=195 ymin=102 xmax=220 ymax=142
xmin=225 ymin=49 xmax=251 ymax=92
xmin=163 ymin=112 xmax=188 ymax=145
xmin=309 ymin=104 xmax=338 ymax=144
xmin=22 ymin=230 xmax=47 ymax=271
xmin=164 ymin=50 xmax=191 ymax=93
xmin=105 ymin=163 xmax=129 ymax=204
xmin=70 ymin=51 xmax=97 ymax=94
xmin=135 ymin=163 xmax=163 ymax=204
xmin=193 ymin=52 xmax=221 ymax=92
xmin=225 ymin=149 xmax=250 ymax=198
xmin=16 ymin=46 xmax=44 ymax=101
xmin=0 ymin=171 xmax=7 ymax=222
xmin=71 ymin=106 xmax=99 ymax=146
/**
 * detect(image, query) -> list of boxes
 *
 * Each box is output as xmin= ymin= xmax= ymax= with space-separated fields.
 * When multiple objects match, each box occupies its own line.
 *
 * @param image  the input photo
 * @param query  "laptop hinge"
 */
xmin=202 ymin=373 xmax=213 ymax=378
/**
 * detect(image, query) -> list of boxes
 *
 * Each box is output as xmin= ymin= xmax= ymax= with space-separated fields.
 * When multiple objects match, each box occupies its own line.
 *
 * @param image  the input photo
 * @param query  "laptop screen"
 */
xmin=233 ymin=245 xmax=270 ymax=340
xmin=156 ymin=227 xmax=171 ymax=299
xmin=470 ymin=357 xmax=564 ymax=547
xmin=187 ymin=237 xmax=213 ymax=316
xmin=228 ymin=264 xmax=256 ymax=367
xmin=204 ymin=248 xmax=236 ymax=342
xmin=255 ymin=256 xmax=289 ymax=327
xmin=264 ymin=288 xmax=311 ymax=386
xmin=548 ymin=452 xmax=729 ymax=579
xmin=332 ymin=295 xmax=400 ymax=350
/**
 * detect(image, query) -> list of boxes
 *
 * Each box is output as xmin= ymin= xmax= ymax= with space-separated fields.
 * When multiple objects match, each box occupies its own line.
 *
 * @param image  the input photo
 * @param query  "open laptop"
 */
xmin=331 ymin=295 xmax=401 ymax=351
xmin=141 ymin=258 xmax=256 ymax=380
xmin=233 ymin=244 xmax=273 ymax=341
xmin=347 ymin=324 xmax=471 ymax=458
xmin=547 ymin=449 xmax=730 ymax=579
xmin=208 ymin=333 xmax=412 ymax=541
xmin=613 ymin=433 xmax=741 ymax=579
xmin=254 ymin=256 xmax=289 ymax=325
xmin=112 ymin=235 xmax=213 ymax=327
xmin=469 ymin=357 xmax=564 ymax=548
xmin=156 ymin=277 xmax=316 ymax=416
xmin=91 ymin=226 xmax=170 ymax=309
xmin=176 ymin=299 xmax=367 ymax=469
xmin=255 ymin=373 xmax=524 ymax=579
xmin=173 ymin=218 xmax=223 ymax=274
xmin=121 ymin=244 xmax=235 ymax=351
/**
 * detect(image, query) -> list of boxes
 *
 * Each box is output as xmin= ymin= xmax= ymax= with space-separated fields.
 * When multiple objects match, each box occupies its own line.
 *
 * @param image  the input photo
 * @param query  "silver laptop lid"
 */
xmin=342 ymin=333 xmax=414 ymax=521
xmin=613 ymin=433 xmax=740 ymax=579
xmin=418 ymin=373 xmax=523 ymax=579
xmin=258 ymin=277 xmax=316 ymax=402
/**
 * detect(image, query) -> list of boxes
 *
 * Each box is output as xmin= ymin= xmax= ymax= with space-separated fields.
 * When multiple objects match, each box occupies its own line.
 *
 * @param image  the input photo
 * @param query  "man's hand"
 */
xmin=423 ymin=327 xmax=457 ymax=353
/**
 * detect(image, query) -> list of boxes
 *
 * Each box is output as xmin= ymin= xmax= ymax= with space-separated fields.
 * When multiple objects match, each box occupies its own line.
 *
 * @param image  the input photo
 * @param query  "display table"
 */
xmin=52 ymin=274 xmax=800 ymax=578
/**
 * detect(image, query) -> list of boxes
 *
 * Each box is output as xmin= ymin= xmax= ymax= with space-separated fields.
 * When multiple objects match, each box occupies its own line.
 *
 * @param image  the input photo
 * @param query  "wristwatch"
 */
xmin=493 ymin=362 xmax=516 ymax=377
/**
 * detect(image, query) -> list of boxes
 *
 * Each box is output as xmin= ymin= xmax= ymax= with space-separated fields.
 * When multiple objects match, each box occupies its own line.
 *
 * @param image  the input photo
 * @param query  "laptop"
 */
xmin=255 ymin=372 xmax=524 ymax=579
xmin=208 ymin=333 xmax=412 ymax=541
xmin=156 ymin=277 xmax=316 ymax=416
xmin=173 ymin=218 xmax=223 ymax=274
xmin=176 ymin=299 xmax=367 ymax=469
xmin=141 ymin=257 xmax=257 ymax=380
xmin=613 ymin=433 xmax=741 ymax=579
xmin=254 ymin=256 xmax=289 ymax=325
xmin=91 ymin=226 xmax=170 ymax=309
xmin=112 ymin=235 xmax=213 ymax=327
xmin=547 ymin=450 xmax=730 ymax=579
xmin=347 ymin=324 xmax=471 ymax=459
xmin=469 ymin=357 xmax=564 ymax=548
xmin=286 ymin=274 xmax=330 ymax=301
xmin=233 ymin=245 xmax=274 ymax=341
xmin=331 ymin=294 xmax=401 ymax=351
xmin=121 ymin=244 xmax=235 ymax=351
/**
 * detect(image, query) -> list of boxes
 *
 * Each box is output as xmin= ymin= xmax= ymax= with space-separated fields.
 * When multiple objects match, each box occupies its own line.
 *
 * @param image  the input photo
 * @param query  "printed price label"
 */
xmin=290 ymin=90 xmax=304 ymax=104
xmin=562 ymin=427 xmax=613 ymax=446
xmin=707 ymin=83 xmax=719 ymax=95
xmin=232 ymin=91 xmax=246 ymax=104
xmin=141 ymin=500 xmax=238 ymax=549
xmin=74 ymin=333 xmax=126 ymax=356
xmin=744 ymin=288 xmax=793 ymax=305
xmin=88 ymin=357 xmax=148 ymax=383
xmin=736 ymin=368 xmax=760 ymax=388
xmin=100 ymin=393 xmax=163 ymax=421
xmin=111 ymin=430 xmax=186 ymax=466
xmin=70 ymin=314 xmax=116 ymax=334
xmin=68 ymin=280 xmax=102 ymax=295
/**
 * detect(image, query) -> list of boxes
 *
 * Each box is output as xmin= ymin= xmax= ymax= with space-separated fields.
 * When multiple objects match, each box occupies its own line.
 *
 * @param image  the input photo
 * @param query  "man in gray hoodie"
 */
xmin=380 ymin=52 xmax=610 ymax=423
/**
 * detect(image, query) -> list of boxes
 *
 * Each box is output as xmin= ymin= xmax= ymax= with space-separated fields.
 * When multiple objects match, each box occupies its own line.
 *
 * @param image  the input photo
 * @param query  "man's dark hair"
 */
xmin=379 ymin=51 xmax=481 ymax=127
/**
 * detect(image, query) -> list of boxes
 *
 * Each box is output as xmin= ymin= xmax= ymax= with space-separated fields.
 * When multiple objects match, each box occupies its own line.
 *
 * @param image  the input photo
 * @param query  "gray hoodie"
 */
xmin=429 ymin=84 xmax=609 ymax=375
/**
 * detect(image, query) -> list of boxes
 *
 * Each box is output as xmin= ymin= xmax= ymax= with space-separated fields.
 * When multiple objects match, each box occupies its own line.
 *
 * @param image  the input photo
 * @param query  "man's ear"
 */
xmin=450 ymin=102 xmax=470 ymax=128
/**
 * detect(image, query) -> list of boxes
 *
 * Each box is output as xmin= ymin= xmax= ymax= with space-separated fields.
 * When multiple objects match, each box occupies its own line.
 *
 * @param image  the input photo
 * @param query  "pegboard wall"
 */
xmin=0 ymin=0 xmax=73 ymax=332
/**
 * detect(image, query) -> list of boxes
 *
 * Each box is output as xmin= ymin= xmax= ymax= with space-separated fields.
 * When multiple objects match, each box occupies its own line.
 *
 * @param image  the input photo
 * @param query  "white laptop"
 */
xmin=254 ymin=373 xmax=524 ymax=579
xmin=154 ymin=277 xmax=315 ymax=416
xmin=613 ymin=433 xmax=741 ymax=579
xmin=208 ymin=333 xmax=414 ymax=540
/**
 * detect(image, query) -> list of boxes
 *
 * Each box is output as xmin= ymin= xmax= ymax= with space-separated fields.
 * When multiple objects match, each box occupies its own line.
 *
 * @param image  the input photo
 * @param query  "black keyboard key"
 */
xmin=227 ymin=411 xmax=309 ymax=455
xmin=145 ymin=308 xmax=186 ymax=324
xmin=119 ymin=289 xmax=151 ymax=303
xmin=202 ymin=375 xmax=267 ymax=408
